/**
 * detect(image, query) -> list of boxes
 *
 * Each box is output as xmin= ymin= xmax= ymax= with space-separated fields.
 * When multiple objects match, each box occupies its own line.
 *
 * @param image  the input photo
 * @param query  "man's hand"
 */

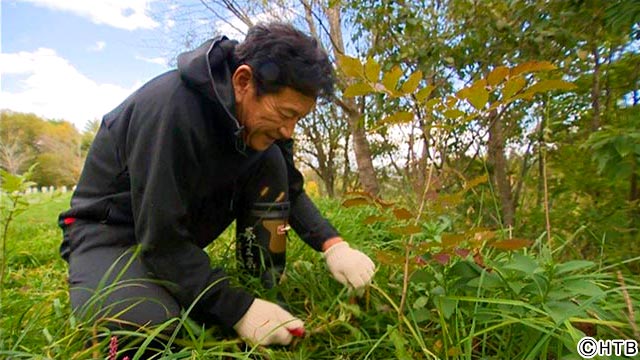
xmin=324 ymin=241 xmax=375 ymax=292
xmin=233 ymin=299 xmax=304 ymax=346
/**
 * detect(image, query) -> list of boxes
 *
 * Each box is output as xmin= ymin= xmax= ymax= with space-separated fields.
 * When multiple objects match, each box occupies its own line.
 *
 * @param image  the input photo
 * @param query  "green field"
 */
xmin=1 ymin=192 xmax=639 ymax=359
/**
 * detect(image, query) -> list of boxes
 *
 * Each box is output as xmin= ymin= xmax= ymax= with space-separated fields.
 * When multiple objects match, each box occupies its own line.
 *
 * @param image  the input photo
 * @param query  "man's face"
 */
xmin=233 ymin=66 xmax=316 ymax=151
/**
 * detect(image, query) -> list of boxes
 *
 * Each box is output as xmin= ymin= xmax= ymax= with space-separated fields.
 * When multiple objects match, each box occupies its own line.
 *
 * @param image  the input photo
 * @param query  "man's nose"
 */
xmin=278 ymin=124 xmax=294 ymax=139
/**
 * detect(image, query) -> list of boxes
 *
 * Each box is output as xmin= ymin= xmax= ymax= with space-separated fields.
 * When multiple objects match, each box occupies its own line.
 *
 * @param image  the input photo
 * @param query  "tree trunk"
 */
xmin=315 ymin=147 xmax=335 ymax=198
xmin=326 ymin=6 xmax=380 ymax=195
xmin=325 ymin=169 xmax=336 ymax=198
xmin=347 ymin=114 xmax=379 ymax=194
xmin=487 ymin=111 xmax=515 ymax=228
xmin=341 ymin=132 xmax=351 ymax=195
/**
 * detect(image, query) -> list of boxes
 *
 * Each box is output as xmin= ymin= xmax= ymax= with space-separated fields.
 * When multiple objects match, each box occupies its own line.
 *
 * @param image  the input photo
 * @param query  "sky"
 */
xmin=1 ymin=0 xmax=258 ymax=131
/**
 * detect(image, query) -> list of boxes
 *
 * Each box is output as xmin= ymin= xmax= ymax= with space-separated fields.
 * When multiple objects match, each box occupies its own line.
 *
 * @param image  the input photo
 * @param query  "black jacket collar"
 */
xmin=177 ymin=36 xmax=249 ymax=154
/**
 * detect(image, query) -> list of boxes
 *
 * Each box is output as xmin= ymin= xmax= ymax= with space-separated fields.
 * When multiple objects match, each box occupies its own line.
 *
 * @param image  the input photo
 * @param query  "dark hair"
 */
xmin=234 ymin=22 xmax=334 ymax=100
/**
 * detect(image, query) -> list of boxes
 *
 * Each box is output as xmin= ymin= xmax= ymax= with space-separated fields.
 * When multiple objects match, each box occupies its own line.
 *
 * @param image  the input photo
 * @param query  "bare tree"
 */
xmin=0 ymin=140 xmax=32 ymax=174
xmin=295 ymin=104 xmax=349 ymax=197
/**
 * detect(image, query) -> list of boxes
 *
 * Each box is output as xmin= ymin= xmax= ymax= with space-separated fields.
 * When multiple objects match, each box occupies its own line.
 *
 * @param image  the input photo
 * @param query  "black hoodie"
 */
xmin=59 ymin=36 xmax=339 ymax=328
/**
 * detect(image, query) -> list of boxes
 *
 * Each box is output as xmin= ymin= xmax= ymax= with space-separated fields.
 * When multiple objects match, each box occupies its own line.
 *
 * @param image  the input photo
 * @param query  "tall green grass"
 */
xmin=0 ymin=194 xmax=638 ymax=359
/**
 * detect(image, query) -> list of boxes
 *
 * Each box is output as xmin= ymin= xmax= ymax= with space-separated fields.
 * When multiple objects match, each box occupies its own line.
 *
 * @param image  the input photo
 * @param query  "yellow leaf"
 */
xmin=425 ymin=98 xmax=440 ymax=110
xmin=415 ymin=85 xmax=435 ymax=102
xmin=525 ymin=79 xmax=577 ymax=95
xmin=502 ymin=76 xmax=526 ymax=99
xmin=471 ymin=78 xmax=488 ymax=89
xmin=342 ymin=197 xmax=371 ymax=207
xmin=442 ymin=233 xmax=465 ymax=249
xmin=487 ymin=66 xmax=509 ymax=86
xmin=363 ymin=215 xmax=387 ymax=224
xmin=393 ymin=207 xmax=414 ymax=220
xmin=390 ymin=224 xmax=423 ymax=235
xmin=380 ymin=111 xmax=414 ymax=125
xmin=456 ymin=87 xmax=472 ymax=100
xmin=344 ymin=82 xmax=373 ymax=97
xmin=414 ymin=242 xmax=438 ymax=253
xmin=365 ymin=57 xmax=381 ymax=82
xmin=443 ymin=109 xmax=464 ymax=118
xmin=401 ymin=70 xmax=423 ymax=94
xmin=465 ymin=86 xmax=489 ymax=110
xmin=512 ymin=92 xmax=536 ymax=101
xmin=489 ymin=238 xmax=532 ymax=251
xmin=337 ymin=54 xmax=363 ymax=78
xmin=510 ymin=60 xmax=556 ymax=76
xmin=376 ymin=251 xmax=405 ymax=265
xmin=382 ymin=66 xmax=403 ymax=91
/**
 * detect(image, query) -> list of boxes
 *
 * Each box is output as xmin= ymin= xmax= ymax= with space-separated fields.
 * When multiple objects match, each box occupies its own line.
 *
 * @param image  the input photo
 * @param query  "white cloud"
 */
xmin=88 ymin=41 xmax=106 ymax=52
xmin=0 ymin=48 xmax=138 ymax=130
xmin=23 ymin=0 xmax=158 ymax=30
xmin=135 ymin=54 xmax=168 ymax=67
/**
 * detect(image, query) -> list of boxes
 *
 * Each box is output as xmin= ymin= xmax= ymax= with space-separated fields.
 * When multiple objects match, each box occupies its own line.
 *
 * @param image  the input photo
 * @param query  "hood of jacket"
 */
xmin=177 ymin=36 xmax=247 ymax=150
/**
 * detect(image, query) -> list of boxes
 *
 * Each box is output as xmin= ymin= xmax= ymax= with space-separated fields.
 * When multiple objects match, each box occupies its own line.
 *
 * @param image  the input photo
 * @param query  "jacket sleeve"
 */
xmin=277 ymin=140 xmax=340 ymax=251
xmin=127 ymin=100 xmax=253 ymax=329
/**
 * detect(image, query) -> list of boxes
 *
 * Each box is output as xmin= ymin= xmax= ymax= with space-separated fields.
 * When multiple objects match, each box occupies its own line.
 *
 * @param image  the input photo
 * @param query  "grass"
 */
xmin=0 ymin=193 xmax=639 ymax=359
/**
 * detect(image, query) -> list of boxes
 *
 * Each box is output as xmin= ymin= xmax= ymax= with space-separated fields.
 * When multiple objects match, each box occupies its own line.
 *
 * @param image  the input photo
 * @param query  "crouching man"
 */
xmin=58 ymin=22 xmax=375 ymax=347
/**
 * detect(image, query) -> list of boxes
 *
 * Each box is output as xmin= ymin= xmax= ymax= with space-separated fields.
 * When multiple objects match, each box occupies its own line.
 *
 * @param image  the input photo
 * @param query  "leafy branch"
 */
xmin=0 ymin=164 xmax=38 ymax=301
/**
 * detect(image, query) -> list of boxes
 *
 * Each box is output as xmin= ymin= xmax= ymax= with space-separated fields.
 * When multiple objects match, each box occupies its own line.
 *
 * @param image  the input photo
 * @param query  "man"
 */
xmin=58 ymin=22 xmax=375 ymax=347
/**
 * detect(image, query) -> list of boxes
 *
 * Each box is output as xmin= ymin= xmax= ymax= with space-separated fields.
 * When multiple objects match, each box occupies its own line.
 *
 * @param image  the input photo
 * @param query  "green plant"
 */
xmin=1 ymin=164 xmax=38 ymax=300
xmin=2 ymin=191 xmax=638 ymax=359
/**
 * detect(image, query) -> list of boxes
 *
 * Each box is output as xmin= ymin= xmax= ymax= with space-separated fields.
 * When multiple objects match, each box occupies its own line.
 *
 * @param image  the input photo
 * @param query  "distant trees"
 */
xmin=0 ymin=110 xmax=96 ymax=187
xmin=346 ymin=0 xmax=639 ymax=245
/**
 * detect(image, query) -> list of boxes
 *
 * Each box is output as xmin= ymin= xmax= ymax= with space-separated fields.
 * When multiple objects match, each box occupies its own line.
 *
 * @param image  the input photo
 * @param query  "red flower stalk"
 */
xmin=108 ymin=336 xmax=118 ymax=360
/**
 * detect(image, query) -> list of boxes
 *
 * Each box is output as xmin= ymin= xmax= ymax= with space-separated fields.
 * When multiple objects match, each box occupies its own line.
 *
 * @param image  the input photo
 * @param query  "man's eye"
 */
xmin=281 ymin=113 xmax=297 ymax=122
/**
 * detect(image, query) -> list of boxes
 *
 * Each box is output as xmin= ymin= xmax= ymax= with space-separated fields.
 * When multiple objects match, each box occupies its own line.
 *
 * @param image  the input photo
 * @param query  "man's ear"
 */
xmin=232 ymin=64 xmax=254 ymax=102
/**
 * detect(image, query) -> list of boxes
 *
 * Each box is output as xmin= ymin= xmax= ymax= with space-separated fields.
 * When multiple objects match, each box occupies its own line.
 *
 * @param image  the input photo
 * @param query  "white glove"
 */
xmin=324 ymin=242 xmax=375 ymax=292
xmin=233 ymin=298 xmax=305 ymax=346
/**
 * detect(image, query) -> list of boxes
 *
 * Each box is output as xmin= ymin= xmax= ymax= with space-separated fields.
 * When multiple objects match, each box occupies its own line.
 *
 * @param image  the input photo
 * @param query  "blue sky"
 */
xmin=1 ymin=0 xmax=258 ymax=130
